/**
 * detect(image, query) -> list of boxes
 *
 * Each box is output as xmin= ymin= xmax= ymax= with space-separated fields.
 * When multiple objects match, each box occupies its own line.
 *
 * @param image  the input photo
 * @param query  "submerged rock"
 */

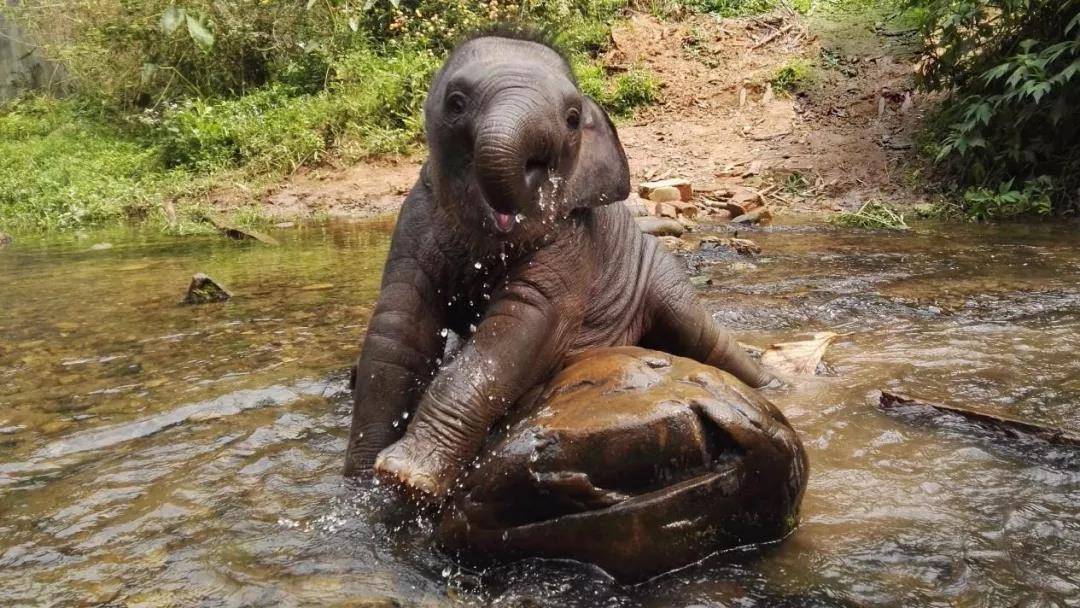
xmin=183 ymin=273 xmax=232 ymax=304
xmin=437 ymin=346 xmax=809 ymax=581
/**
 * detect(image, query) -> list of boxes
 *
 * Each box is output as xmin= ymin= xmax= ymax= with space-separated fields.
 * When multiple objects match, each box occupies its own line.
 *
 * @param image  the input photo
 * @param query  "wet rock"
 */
xmin=732 ymin=207 xmax=773 ymax=226
xmin=657 ymin=235 xmax=698 ymax=253
xmin=700 ymin=236 xmax=761 ymax=255
xmin=183 ymin=273 xmax=232 ymax=305
xmin=640 ymin=178 xmax=693 ymax=202
xmin=0 ymin=232 xmax=11 ymax=248
xmin=438 ymin=347 xmax=808 ymax=582
xmin=635 ymin=216 xmax=685 ymax=237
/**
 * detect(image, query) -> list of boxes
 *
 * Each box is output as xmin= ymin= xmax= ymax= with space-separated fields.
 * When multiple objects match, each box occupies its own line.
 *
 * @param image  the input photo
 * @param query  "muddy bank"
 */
xmin=207 ymin=7 xmax=923 ymax=223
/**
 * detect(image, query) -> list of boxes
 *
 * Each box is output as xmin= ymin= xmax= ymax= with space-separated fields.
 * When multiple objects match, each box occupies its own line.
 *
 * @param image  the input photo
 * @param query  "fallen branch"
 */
xmin=878 ymin=392 xmax=1080 ymax=448
xmin=752 ymin=24 xmax=794 ymax=50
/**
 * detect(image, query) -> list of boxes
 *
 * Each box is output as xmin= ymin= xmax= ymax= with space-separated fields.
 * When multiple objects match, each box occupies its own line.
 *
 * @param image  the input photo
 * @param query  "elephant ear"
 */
xmin=565 ymin=97 xmax=630 ymax=211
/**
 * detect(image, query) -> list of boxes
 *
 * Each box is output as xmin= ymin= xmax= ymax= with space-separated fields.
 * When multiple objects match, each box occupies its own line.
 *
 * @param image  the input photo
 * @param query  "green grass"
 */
xmin=0 ymin=98 xmax=183 ymax=231
xmin=1 ymin=15 xmax=659 ymax=233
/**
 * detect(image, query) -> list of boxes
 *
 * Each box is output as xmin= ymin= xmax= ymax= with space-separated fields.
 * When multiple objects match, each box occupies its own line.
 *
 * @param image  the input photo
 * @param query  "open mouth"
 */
xmin=493 ymin=210 xmax=515 ymax=233
xmin=485 ymin=201 xmax=517 ymax=234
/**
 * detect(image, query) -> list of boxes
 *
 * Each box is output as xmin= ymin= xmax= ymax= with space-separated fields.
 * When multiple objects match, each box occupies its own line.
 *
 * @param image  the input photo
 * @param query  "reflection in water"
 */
xmin=0 ymin=218 xmax=1077 ymax=606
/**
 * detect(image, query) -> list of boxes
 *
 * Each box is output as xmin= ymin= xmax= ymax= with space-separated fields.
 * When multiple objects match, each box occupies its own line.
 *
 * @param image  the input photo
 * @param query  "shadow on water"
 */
xmin=0 ymin=217 xmax=1077 ymax=606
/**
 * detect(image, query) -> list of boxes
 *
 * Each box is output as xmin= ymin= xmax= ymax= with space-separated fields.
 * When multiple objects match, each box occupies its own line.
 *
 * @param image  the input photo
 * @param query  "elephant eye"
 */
xmin=446 ymin=92 xmax=469 ymax=116
xmin=566 ymin=107 xmax=581 ymax=131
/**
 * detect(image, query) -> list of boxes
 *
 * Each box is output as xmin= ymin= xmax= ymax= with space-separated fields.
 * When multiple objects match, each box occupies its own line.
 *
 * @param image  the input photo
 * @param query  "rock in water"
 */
xmin=437 ymin=346 xmax=809 ymax=581
xmin=635 ymin=216 xmax=685 ymax=237
xmin=183 ymin=273 xmax=232 ymax=304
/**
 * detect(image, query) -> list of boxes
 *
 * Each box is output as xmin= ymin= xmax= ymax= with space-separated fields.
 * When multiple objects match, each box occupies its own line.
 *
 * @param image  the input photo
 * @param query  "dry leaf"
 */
xmin=761 ymin=332 xmax=840 ymax=375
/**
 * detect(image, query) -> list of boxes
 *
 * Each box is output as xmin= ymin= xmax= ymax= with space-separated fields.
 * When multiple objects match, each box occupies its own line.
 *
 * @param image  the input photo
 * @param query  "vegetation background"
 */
xmin=0 ymin=0 xmax=1076 ymax=232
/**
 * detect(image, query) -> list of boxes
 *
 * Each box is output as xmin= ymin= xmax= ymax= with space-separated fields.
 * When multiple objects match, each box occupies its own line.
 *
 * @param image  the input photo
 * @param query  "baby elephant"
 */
xmin=344 ymin=30 xmax=775 ymax=499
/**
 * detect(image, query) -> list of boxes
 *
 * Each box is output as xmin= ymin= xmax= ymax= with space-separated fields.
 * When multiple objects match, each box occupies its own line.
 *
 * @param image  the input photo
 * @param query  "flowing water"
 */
xmin=0 ymin=217 xmax=1077 ymax=607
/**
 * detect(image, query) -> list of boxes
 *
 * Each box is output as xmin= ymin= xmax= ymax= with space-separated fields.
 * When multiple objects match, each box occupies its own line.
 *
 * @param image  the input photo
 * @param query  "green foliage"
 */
xmin=829 ymin=200 xmax=910 ymax=230
xmin=929 ymin=179 xmax=1054 ymax=222
xmin=2 ymin=1 xmax=662 ymax=231
xmin=771 ymin=59 xmax=814 ymax=93
xmin=160 ymin=50 xmax=438 ymax=172
xmin=0 ymin=98 xmax=180 ymax=231
xmin=575 ymin=61 xmax=659 ymax=116
xmin=910 ymin=0 xmax=1080 ymax=217
xmin=683 ymin=0 xmax=777 ymax=16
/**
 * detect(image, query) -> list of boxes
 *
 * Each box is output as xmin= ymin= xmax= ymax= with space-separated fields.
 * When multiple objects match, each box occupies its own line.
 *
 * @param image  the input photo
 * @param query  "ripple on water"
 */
xmin=0 ymin=218 xmax=1077 ymax=606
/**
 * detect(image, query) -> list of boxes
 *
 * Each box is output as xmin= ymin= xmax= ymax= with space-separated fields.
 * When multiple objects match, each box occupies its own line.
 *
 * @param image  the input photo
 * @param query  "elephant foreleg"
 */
xmin=344 ymin=204 xmax=447 ymax=477
xmin=641 ymin=250 xmax=775 ymax=389
xmin=374 ymin=277 xmax=580 ymax=501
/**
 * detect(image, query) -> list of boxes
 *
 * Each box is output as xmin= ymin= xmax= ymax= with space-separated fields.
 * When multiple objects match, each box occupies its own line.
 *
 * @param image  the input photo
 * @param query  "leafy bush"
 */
xmin=910 ymin=0 xmax=1080 ymax=218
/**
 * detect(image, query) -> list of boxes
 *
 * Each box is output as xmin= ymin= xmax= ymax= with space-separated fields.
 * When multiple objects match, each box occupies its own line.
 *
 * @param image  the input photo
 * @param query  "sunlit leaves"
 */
xmin=159 ymin=5 xmax=215 ymax=51
xmin=160 ymin=5 xmax=186 ymax=34
xmin=913 ymin=0 xmax=1080 ymax=216
xmin=186 ymin=14 xmax=215 ymax=50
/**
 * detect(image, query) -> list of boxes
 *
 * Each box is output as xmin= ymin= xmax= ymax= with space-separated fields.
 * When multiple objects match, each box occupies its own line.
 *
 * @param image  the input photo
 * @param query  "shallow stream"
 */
xmin=1 ymin=217 xmax=1077 ymax=606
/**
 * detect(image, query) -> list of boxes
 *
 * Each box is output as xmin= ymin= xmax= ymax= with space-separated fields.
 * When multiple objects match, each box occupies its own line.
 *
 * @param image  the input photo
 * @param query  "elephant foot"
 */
xmin=374 ymin=438 xmax=462 ymax=503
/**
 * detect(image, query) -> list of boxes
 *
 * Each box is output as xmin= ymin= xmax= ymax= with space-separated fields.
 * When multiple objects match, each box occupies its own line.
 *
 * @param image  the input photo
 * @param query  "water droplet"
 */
xmin=439 ymin=328 xmax=449 ymax=337
xmin=474 ymin=262 xmax=482 ymax=269
xmin=469 ymin=324 xmax=477 ymax=333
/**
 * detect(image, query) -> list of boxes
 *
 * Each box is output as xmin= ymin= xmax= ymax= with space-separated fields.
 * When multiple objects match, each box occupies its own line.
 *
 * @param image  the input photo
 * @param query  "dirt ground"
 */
xmin=254 ymin=5 xmax=924 ymax=220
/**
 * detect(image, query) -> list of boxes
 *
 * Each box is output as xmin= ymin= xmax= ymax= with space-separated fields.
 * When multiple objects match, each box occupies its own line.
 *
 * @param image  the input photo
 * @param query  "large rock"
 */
xmin=437 ymin=347 xmax=808 ymax=581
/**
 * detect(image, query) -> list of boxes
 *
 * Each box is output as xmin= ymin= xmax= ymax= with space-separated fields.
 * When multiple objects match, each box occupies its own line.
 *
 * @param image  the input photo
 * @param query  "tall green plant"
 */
xmin=911 ymin=0 xmax=1080 ymax=218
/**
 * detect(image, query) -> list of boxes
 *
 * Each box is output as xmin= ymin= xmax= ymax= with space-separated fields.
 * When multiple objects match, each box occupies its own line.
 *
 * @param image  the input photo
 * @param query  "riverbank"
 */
xmin=0 ymin=0 xmax=925 ymax=234
xmin=216 ymin=2 xmax=930 ymax=223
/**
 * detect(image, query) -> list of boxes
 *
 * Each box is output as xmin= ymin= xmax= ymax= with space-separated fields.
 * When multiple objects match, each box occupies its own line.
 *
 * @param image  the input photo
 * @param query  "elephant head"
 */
xmin=423 ymin=31 xmax=630 ymax=244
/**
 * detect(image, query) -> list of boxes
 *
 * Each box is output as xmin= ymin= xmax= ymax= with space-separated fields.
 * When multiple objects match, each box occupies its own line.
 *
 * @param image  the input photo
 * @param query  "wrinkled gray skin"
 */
xmin=344 ymin=33 xmax=775 ymax=500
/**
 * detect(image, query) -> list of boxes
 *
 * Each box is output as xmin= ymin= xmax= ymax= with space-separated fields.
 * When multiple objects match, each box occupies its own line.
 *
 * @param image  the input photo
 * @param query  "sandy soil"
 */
xmin=241 ymin=6 xmax=924 ymax=220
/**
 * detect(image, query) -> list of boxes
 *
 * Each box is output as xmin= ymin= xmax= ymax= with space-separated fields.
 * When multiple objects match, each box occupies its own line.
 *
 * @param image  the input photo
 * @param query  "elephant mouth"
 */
xmin=484 ymin=199 xmax=518 ymax=235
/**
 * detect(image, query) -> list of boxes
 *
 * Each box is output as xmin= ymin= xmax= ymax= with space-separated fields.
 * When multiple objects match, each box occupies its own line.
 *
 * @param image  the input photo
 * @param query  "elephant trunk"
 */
xmin=473 ymin=94 xmax=556 ymax=215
